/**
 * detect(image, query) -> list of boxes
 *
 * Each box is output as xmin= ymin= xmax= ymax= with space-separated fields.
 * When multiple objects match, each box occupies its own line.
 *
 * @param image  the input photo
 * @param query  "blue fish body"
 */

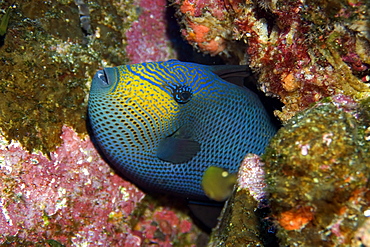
xmin=88 ymin=60 xmax=277 ymax=201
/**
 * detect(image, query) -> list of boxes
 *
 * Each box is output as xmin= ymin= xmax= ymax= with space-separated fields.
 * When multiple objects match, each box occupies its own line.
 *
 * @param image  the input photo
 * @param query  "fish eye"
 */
xmin=173 ymin=85 xmax=192 ymax=104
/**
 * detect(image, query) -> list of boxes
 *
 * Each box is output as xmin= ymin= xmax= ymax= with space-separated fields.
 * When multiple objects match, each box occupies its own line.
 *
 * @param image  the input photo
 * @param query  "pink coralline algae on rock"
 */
xmin=126 ymin=0 xmax=176 ymax=63
xmin=0 ymin=126 xmax=199 ymax=246
xmin=0 ymin=126 xmax=143 ymax=245
xmin=237 ymin=153 xmax=267 ymax=204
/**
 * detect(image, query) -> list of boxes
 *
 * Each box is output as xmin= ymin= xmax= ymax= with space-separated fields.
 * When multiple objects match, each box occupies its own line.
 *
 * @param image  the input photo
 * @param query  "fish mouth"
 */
xmin=94 ymin=67 xmax=117 ymax=87
xmin=97 ymin=70 xmax=109 ymax=86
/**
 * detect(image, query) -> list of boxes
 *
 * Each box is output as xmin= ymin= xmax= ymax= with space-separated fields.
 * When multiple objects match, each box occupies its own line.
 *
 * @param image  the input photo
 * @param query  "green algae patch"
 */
xmin=263 ymin=95 xmax=370 ymax=246
xmin=0 ymin=0 xmax=138 ymax=154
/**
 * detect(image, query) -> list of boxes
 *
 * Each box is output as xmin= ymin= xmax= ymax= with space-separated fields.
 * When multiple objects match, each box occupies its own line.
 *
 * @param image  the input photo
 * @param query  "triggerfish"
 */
xmin=88 ymin=60 xmax=277 ymax=202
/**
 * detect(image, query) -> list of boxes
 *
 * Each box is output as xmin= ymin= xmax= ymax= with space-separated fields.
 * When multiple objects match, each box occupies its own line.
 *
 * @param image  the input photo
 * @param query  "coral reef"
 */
xmin=0 ymin=126 xmax=201 ymax=246
xmin=125 ymin=0 xmax=175 ymax=63
xmin=264 ymin=95 xmax=370 ymax=246
xmin=208 ymin=154 xmax=276 ymax=246
xmin=1 ymin=0 xmax=369 ymax=245
xmin=174 ymin=0 xmax=243 ymax=58
xmin=172 ymin=2 xmax=370 ymax=243
xmin=353 ymin=217 xmax=370 ymax=246
xmin=208 ymin=189 xmax=262 ymax=246
xmin=208 ymin=95 xmax=370 ymax=246
xmin=0 ymin=0 xmax=191 ymax=246
xmin=172 ymin=0 xmax=370 ymax=120
xmin=0 ymin=0 xmax=175 ymax=154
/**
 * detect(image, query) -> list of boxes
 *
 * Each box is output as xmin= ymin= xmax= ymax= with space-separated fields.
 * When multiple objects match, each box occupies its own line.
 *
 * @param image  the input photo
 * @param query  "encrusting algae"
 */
xmin=0 ymin=0 xmax=139 ymax=154
xmin=263 ymin=94 xmax=370 ymax=246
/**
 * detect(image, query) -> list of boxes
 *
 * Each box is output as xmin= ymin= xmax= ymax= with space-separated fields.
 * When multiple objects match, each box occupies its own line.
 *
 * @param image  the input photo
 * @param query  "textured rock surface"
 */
xmin=264 ymin=95 xmax=370 ymax=246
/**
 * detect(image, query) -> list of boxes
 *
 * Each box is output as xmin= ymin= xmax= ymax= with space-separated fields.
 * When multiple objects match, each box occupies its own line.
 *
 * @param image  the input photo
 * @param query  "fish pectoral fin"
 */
xmin=156 ymin=137 xmax=200 ymax=164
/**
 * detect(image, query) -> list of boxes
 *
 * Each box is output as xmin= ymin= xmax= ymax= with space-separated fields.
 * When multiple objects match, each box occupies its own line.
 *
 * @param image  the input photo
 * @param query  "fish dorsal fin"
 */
xmin=156 ymin=127 xmax=200 ymax=164
xmin=209 ymin=65 xmax=256 ymax=88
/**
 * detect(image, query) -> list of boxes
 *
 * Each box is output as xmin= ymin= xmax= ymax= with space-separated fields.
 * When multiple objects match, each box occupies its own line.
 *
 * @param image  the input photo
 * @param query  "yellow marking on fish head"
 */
xmin=103 ymin=64 xmax=181 ymax=148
